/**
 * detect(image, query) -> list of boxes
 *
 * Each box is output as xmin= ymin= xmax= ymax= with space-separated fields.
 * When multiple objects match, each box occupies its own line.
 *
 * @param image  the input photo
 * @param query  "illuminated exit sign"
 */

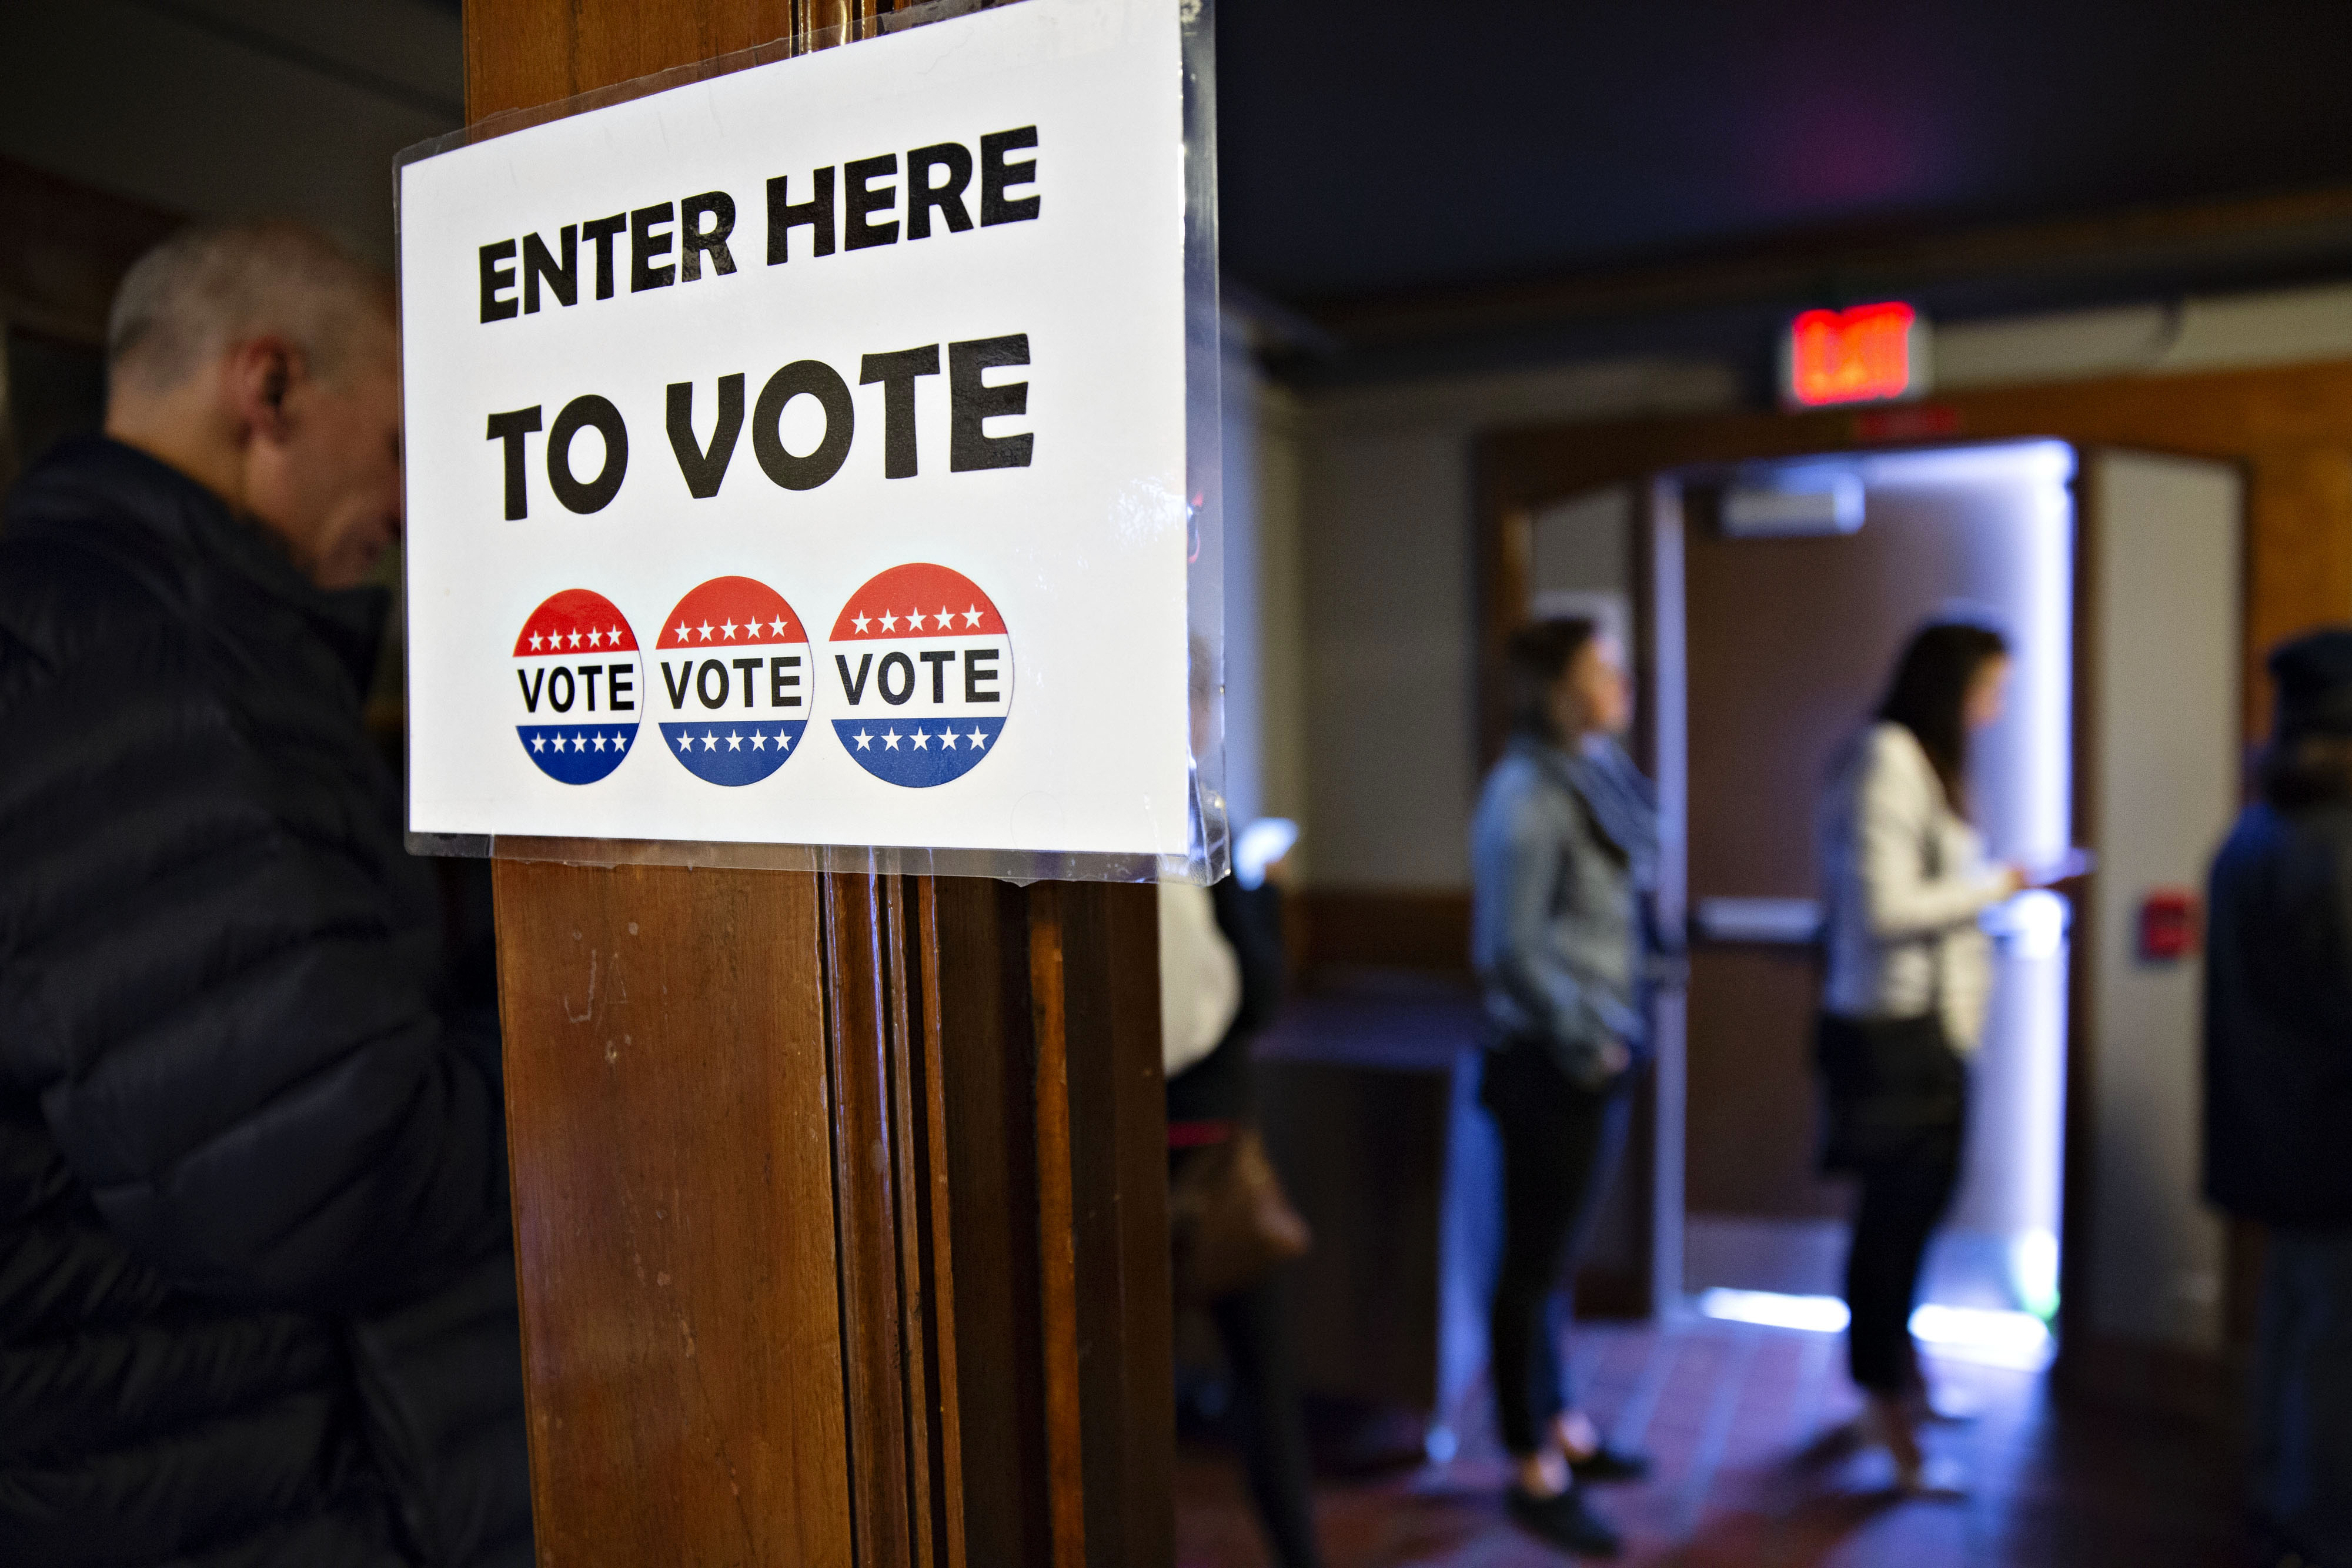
xmin=1782 ymin=301 xmax=1931 ymax=409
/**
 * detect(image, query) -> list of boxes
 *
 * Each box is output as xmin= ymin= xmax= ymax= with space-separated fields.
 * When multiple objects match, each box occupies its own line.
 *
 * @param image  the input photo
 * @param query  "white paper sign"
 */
xmin=398 ymin=0 xmax=1192 ymax=860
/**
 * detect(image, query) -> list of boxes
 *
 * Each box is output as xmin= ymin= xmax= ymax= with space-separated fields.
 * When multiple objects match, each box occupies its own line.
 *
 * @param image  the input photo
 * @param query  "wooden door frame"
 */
xmin=469 ymin=7 xmax=1174 ymax=1566
xmin=1477 ymin=363 xmax=2351 ymax=1412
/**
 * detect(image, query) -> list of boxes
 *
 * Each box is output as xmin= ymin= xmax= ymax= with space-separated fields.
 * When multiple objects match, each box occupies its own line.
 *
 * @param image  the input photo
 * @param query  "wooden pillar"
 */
xmin=468 ymin=9 xmax=1174 ymax=1567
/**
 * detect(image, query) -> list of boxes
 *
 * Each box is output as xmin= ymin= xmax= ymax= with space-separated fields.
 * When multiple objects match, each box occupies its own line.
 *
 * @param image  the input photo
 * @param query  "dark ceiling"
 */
xmin=1215 ymin=0 xmax=2352 ymax=315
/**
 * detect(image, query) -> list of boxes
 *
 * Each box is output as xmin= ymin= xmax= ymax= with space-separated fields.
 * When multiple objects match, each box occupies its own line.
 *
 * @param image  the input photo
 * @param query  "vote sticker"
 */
xmin=652 ymin=576 xmax=813 ymax=786
xmin=513 ymin=589 xmax=642 ymax=784
xmin=827 ymin=564 xmax=1011 ymax=788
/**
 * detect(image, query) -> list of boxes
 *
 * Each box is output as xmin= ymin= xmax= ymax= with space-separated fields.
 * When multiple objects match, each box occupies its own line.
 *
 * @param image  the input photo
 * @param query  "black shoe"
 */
xmin=1506 ymin=1486 xmax=1623 ymax=1557
xmin=1569 ymin=1444 xmax=1651 ymax=1484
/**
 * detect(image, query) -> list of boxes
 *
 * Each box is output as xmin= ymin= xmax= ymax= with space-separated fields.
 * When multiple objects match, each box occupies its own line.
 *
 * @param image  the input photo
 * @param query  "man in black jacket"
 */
xmin=0 ymin=221 xmax=530 ymax=1566
xmin=2207 ymin=627 xmax=2352 ymax=1568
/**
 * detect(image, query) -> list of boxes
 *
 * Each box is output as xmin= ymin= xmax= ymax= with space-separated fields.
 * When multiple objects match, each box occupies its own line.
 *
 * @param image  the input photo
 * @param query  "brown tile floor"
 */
xmin=1175 ymin=1316 xmax=2254 ymax=1567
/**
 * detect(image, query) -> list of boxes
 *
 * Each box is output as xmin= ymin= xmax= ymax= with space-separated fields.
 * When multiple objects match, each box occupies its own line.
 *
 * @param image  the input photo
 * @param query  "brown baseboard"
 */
xmin=1295 ymin=887 xmax=1474 ymax=978
xmin=2056 ymin=1330 xmax=2240 ymax=1430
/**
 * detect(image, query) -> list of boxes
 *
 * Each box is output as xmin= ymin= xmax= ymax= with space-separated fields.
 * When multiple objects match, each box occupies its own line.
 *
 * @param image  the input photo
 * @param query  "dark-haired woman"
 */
xmin=1816 ymin=621 xmax=2025 ymax=1490
xmin=1471 ymin=617 xmax=1656 ymax=1557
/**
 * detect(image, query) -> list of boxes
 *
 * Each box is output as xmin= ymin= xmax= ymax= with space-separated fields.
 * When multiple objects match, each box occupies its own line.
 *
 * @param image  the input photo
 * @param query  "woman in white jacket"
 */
xmin=1816 ymin=621 xmax=2024 ymax=1489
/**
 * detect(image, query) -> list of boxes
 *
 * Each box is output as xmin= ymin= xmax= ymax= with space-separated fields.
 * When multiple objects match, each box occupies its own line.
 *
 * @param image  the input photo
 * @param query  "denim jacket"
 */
xmin=1471 ymin=736 xmax=1657 ymax=1088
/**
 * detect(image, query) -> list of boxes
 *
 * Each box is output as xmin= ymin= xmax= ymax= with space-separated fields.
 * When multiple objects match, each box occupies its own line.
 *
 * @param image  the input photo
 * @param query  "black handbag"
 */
xmin=1815 ymin=1011 xmax=1967 ymax=1171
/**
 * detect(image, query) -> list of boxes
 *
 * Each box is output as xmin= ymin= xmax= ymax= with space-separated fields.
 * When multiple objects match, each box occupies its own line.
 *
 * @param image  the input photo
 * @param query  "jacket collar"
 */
xmin=6 ymin=435 xmax=389 ymax=691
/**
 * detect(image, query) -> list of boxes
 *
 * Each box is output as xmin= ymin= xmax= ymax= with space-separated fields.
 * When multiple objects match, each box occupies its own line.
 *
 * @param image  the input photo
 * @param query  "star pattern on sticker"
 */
xmin=908 ymin=609 xmax=927 ymax=630
xmin=697 ymin=621 xmax=715 ymax=641
xmin=937 ymin=729 xmax=957 ymax=749
xmin=911 ymin=730 xmax=929 ymax=750
xmin=529 ymin=631 xmax=544 ymax=651
xmin=587 ymin=628 xmax=603 ymax=648
xmin=677 ymin=731 xmax=695 ymax=751
xmin=938 ymin=606 xmax=953 ymax=628
xmin=968 ymin=727 xmax=988 ymax=748
xmin=852 ymin=614 xmax=871 ymax=634
xmin=724 ymin=731 xmax=744 ymax=750
xmin=522 ymin=725 xmax=631 ymax=767
xmin=721 ymin=620 xmax=738 ymax=639
xmin=566 ymin=630 xmax=582 ymax=648
xmin=963 ymin=606 xmax=983 ymax=627
xmin=854 ymin=729 xmax=873 ymax=750
xmin=700 ymin=733 xmax=719 ymax=751
xmin=674 ymin=621 xmax=690 ymax=642
xmin=879 ymin=611 xmax=898 ymax=632
xmin=883 ymin=729 xmax=901 ymax=750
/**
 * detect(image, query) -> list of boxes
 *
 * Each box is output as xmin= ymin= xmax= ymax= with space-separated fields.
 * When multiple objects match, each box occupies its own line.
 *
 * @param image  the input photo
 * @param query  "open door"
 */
xmin=2066 ymin=449 xmax=2243 ymax=1399
xmin=1450 ymin=443 xmax=2242 ymax=1433
xmin=1659 ymin=443 xmax=2079 ymax=1336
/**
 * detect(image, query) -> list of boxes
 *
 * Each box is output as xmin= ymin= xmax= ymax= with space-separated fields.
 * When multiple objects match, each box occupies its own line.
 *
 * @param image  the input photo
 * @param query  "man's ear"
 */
xmin=222 ymin=336 xmax=305 ymax=446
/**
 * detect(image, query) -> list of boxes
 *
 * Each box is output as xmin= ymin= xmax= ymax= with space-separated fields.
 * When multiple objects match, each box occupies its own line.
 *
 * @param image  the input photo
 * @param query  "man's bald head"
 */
xmin=108 ymin=220 xmax=392 ymax=399
xmin=104 ymin=220 xmax=405 ymax=590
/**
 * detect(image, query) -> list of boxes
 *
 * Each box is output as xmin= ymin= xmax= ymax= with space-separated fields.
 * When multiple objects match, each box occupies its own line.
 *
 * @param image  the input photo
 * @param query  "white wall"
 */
xmin=2084 ymin=452 xmax=2243 ymax=1351
xmin=0 ymin=0 xmax=462 ymax=265
xmin=1292 ymin=360 xmax=1739 ymax=888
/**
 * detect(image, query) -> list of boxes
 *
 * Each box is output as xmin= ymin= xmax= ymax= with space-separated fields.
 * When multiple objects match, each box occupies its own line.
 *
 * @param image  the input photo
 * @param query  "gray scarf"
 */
xmin=1522 ymin=735 xmax=1659 ymax=892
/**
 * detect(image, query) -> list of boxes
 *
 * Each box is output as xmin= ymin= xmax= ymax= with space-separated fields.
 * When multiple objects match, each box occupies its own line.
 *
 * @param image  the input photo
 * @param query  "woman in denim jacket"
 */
xmin=1470 ymin=617 xmax=1656 ymax=1558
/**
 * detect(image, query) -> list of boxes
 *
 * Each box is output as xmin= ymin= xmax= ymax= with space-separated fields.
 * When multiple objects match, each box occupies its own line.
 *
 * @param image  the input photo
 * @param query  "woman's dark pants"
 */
xmin=1816 ymin=1011 xmax=1967 ymax=1396
xmin=1482 ymin=1036 xmax=1632 ymax=1457
xmin=1170 ymin=1144 xmax=1321 ymax=1568
xmin=1843 ymin=1146 xmax=1962 ymax=1392
xmin=2251 ymin=1228 xmax=2352 ymax=1565
xmin=1210 ymin=1273 xmax=1320 ymax=1568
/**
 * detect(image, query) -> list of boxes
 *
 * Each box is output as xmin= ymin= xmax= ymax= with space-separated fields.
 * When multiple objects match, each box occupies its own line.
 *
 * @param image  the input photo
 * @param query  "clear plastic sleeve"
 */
xmin=393 ymin=0 xmax=1223 ymax=884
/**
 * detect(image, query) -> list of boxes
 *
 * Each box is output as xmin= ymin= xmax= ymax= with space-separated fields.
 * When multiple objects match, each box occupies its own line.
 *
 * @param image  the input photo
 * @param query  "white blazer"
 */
xmin=1158 ymin=881 xmax=1241 ymax=1077
xmin=1817 ymin=722 xmax=2008 ymax=1052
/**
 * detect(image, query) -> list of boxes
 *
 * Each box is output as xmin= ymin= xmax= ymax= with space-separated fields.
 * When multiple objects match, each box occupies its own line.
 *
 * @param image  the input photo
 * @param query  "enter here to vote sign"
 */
xmin=398 ymin=0 xmax=1192 ymax=858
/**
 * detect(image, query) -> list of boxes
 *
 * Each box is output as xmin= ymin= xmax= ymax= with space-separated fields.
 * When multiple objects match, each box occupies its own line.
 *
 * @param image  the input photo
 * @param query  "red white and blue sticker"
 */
xmin=827 ymin=564 xmax=1011 ymax=788
xmin=513 ymin=589 xmax=642 ymax=784
xmin=653 ymin=576 xmax=812 ymax=786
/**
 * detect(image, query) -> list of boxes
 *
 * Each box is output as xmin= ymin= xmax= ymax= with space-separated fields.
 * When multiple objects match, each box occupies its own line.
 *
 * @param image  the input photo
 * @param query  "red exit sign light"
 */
xmin=1783 ymin=301 xmax=1929 ymax=409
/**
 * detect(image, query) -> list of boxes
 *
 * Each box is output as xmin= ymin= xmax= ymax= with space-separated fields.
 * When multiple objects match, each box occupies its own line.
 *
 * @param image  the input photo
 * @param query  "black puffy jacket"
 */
xmin=2205 ymin=797 xmax=2352 ymax=1227
xmin=0 ymin=438 xmax=532 ymax=1566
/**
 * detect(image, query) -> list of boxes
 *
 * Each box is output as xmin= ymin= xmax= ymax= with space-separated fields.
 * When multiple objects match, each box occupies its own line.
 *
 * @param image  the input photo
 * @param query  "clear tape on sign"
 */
xmin=395 ymin=0 xmax=1225 ymax=885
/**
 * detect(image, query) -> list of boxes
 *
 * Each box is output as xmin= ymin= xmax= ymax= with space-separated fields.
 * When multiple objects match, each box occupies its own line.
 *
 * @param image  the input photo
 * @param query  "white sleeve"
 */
xmin=1855 ymin=731 xmax=2010 ymax=940
xmin=1158 ymin=881 xmax=1242 ymax=1078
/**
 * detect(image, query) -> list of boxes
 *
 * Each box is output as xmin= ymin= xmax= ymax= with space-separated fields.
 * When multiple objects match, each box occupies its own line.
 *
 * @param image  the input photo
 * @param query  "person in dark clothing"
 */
xmin=1470 ymin=618 xmax=1657 ymax=1560
xmin=2207 ymin=627 xmax=2352 ymax=1568
xmin=0 ymin=221 xmax=531 ymax=1567
xmin=1165 ymin=866 xmax=1321 ymax=1568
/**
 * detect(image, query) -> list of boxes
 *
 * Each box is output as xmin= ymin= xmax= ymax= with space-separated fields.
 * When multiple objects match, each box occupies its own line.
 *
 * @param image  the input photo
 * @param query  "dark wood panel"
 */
xmin=1682 ymin=949 xmax=1839 ymax=1220
xmin=1057 ymin=882 xmax=1175 ymax=1568
xmin=1297 ymin=887 xmax=1474 ymax=977
xmin=1259 ymin=1061 xmax=1448 ymax=1410
xmin=824 ymin=874 xmax=916 ymax=1567
xmin=930 ymin=874 xmax=1054 ymax=1568
xmin=492 ymin=860 xmax=854 ymax=1565
xmin=0 ymin=153 xmax=178 ymax=346
xmin=473 ymin=6 xmax=1174 ymax=1568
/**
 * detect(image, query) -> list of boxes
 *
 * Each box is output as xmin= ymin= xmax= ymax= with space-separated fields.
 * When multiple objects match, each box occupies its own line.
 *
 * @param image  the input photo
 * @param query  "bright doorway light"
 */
xmin=1909 ymin=1303 xmax=2053 ymax=1370
xmin=1695 ymin=1289 xmax=1850 ymax=1333
xmin=1695 ymin=1288 xmax=2056 ymax=1370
